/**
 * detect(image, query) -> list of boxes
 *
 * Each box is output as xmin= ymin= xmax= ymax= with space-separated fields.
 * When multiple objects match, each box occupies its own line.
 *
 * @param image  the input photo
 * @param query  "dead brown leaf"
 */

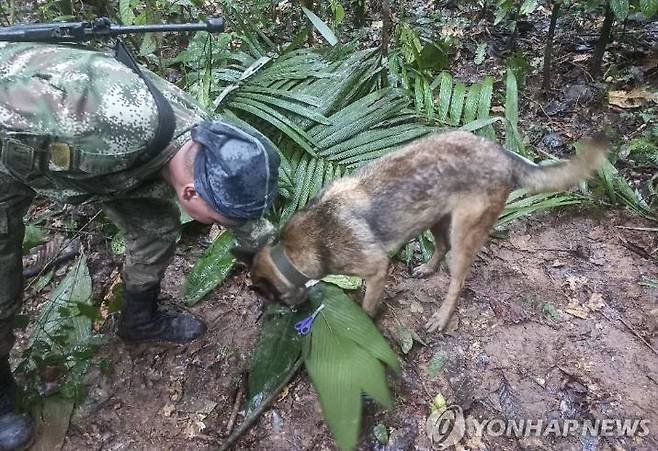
xmin=586 ymin=293 xmax=605 ymax=312
xmin=564 ymin=305 xmax=589 ymax=319
xmin=608 ymin=88 xmax=658 ymax=109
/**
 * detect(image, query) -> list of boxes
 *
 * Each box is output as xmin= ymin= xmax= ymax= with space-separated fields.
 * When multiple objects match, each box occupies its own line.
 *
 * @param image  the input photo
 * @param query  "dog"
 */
xmin=233 ymin=131 xmax=608 ymax=332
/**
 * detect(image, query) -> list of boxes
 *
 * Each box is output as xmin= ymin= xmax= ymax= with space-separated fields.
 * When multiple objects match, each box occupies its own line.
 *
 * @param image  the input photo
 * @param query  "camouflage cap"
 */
xmin=192 ymin=121 xmax=280 ymax=221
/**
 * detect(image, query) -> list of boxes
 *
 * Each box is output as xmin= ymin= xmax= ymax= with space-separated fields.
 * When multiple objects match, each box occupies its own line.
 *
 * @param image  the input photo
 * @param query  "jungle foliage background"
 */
xmin=2 ymin=0 xmax=657 ymax=449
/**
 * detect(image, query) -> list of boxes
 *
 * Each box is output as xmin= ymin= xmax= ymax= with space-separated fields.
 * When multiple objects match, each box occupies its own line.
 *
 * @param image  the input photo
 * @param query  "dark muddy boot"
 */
xmin=0 ymin=358 xmax=33 ymax=451
xmin=117 ymin=286 xmax=207 ymax=344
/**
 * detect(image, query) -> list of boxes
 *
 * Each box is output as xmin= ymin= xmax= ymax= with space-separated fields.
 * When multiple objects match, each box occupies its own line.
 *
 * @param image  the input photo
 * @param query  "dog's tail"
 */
xmin=510 ymin=135 xmax=609 ymax=193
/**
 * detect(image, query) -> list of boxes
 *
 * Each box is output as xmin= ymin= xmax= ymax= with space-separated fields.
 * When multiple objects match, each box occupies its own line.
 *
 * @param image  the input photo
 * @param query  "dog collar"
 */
xmin=270 ymin=244 xmax=310 ymax=287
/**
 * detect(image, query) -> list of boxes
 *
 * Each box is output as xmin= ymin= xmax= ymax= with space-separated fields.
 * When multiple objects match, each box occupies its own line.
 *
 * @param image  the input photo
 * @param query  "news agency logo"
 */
xmin=426 ymin=404 xmax=651 ymax=448
xmin=426 ymin=404 xmax=466 ymax=449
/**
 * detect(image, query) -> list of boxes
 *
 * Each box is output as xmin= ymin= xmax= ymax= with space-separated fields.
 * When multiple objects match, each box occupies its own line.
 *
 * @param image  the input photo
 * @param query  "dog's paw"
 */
xmin=425 ymin=312 xmax=450 ymax=333
xmin=412 ymin=263 xmax=438 ymax=278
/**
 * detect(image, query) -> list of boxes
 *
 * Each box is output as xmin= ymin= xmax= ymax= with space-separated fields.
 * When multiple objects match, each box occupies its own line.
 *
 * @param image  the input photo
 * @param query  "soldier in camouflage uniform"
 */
xmin=0 ymin=41 xmax=279 ymax=449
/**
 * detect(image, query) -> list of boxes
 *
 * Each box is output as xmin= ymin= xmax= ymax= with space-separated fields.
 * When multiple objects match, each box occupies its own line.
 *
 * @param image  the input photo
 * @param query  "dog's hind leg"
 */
xmin=412 ymin=214 xmax=451 ymax=278
xmin=425 ymin=196 xmax=506 ymax=333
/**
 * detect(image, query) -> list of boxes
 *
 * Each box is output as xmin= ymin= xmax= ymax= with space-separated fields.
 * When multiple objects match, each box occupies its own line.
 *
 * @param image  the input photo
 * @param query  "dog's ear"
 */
xmin=230 ymin=246 xmax=257 ymax=266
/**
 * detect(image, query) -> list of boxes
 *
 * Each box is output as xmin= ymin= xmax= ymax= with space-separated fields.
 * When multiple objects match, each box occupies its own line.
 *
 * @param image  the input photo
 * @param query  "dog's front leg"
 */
xmin=361 ymin=263 xmax=389 ymax=317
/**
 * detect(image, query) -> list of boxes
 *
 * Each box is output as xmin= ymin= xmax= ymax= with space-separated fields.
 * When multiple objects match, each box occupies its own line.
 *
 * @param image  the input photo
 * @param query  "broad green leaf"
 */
xmin=246 ymin=304 xmax=308 ymax=415
xmin=139 ymin=33 xmax=157 ymax=57
xmin=414 ymin=76 xmax=424 ymax=116
xmin=519 ymin=0 xmax=538 ymax=15
xmin=178 ymin=204 xmax=194 ymax=225
xmin=298 ymin=157 xmax=318 ymax=208
xmin=34 ymin=270 xmax=54 ymax=293
xmin=474 ymin=42 xmax=487 ymax=65
xmin=304 ymin=283 xmax=398 ymax=450
xmin=417 ymin=41 xmax=450 ymax=72
xmin=238 ymin=92 xmax=331 ymax=125
xmin=428 ymin=352 xmax=446 ymax=377
xmin=640 ymin=0 xmax=658 ymax=17
xmin=436 ymin=72 xmax=453 ymax=124
xmin=281 ymin=157 xmax=309 ymax=221
xmin=477 ymin=76 xmax=496 ymax=139
xmin=610 ymin=0 xmax=630 ymax=19
xmin=504 ymin=69 xmax=519 ymax=129
xmin=449 ymin=82 xmax=466 ymax=126
xmin=305 ymin=318 xmax=362 ymax=451
xmin=29 ymin=256 xmax=93 ymax=349
xmin=229 ymin=97 xmax=317 ymax=155
xmin=504 ymin=69 xmax=522 ymax=154
xmin=460 ymin=117 xmax=503 ymax=132
xmin=322 ymin=124 xmax=428 ymax=158
xmin=302 ymin=7 xmax=339 ymax=46
xmin=498 ymin=190 xmax=584 ymax=226
xmin=322 ymin=275 xmax=363 ymax=290
xmin=423 ymin=79 xmax=435 ymax=121
xmin=593 ymin=160 xmax=655 ymax=219
xmin=308 ymin=283 xmax=400 ymax=372
xmin=110 ymin=232 xmax=126 ymax=256
xmin=119 ymin=0 xmax=135 ymax=25
xmin=373 ymin=423 xmax=389 ymax=445
xmin=22 ymin=225 xmax=44 ymax=254
xmin=396 ymin=324 xmax=414 ymax=354
xmin=463 ymin=83 xmax=481 ymax=123
xmin=182 ymin=231 xmax=236 ymax=305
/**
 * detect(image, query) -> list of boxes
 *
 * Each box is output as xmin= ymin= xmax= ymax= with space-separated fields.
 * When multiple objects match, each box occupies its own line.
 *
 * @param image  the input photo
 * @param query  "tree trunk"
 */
xmin=591 ymin=1 xmax=615 ymax=79
xmin=381 ymin=0 xmax=392 ymax=58
xmin=542 ymin=0 xmax=561 ymax=95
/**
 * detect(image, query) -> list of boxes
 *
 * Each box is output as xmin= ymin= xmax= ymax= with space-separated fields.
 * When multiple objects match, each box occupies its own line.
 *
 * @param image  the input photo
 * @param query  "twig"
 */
xmin=601 ymin=307 xmax=658 ymax=358
xmin=218 ymin=358 xmax=303 ymax=451
xmin=647 ymin=373 xmax=658 ymax=386
xmin=616 ymin=234 xmax=657 ymax=262
xmin=225 ymin=373 xmax=246 ymax=436
xmin=615 ymin=226 xmax=658 ymax=233
xmin=617 ymin=316 xmax=658 ymax=357
xmin=24 ymin=209 xmax=103 ymax=291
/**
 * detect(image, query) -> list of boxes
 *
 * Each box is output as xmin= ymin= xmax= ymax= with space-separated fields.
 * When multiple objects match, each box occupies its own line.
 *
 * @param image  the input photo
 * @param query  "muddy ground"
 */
xmin=49 ymin=206 xmax=657 ymax=451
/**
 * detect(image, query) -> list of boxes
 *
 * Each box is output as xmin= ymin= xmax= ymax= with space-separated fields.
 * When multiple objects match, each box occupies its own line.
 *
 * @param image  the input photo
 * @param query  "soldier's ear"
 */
xmin=231 ymin=246 xmax=257 ymax=266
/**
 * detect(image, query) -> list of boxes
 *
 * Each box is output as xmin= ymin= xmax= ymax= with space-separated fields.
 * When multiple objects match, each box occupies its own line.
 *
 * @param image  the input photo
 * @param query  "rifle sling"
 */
xmin=114 ymin=40 xmax=176 ymax=163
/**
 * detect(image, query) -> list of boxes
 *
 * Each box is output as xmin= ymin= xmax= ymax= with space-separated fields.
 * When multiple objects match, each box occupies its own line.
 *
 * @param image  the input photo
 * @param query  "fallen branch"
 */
xmin=601 ymin=305 xmax=658 ymax=358
xmin=225 ymin=373 xmax=246 ymax=436
xmin=615 ymin=226 xmax=658 ymax=232
xmin=218 ymin=358 xmax=303 ymax=451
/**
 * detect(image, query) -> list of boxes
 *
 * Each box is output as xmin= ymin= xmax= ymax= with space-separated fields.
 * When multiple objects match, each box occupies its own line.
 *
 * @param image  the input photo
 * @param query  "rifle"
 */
xmin=0 ymin=16 xmax=224 ymax=42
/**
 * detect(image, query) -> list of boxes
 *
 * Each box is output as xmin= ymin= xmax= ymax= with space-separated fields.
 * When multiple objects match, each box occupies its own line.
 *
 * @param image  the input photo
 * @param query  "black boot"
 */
xmin=0 ymin=358 xmax=33 ymax=451
xmin=117 ymin=285 xmax=207 ymax=343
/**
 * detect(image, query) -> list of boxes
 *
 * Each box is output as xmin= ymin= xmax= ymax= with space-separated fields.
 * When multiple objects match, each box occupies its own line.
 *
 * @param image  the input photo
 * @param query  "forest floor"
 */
xmin=58 ymin=207 xmax=658 ymax=451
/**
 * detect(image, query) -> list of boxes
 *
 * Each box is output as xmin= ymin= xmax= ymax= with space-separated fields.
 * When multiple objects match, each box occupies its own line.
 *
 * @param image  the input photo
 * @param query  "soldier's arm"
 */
xmin=229 ymin=218 xmax=277 ymax=252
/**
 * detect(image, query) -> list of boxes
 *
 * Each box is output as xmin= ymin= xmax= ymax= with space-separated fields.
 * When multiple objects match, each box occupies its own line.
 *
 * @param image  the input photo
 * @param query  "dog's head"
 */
xmin=232 ymin=245 xmax=309 ymax=307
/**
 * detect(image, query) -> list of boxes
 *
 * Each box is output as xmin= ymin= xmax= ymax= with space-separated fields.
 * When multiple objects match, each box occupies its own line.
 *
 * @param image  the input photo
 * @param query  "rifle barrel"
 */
xmin=0 ymin=17 xmax=225 ymax=42
xmin=109 ymin=18 xmax=224 ymax=35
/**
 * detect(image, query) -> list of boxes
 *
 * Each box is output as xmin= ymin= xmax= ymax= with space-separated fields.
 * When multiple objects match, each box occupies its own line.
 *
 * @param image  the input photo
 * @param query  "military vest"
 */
xmin=0 ymin=42 xmax=208 ymax=201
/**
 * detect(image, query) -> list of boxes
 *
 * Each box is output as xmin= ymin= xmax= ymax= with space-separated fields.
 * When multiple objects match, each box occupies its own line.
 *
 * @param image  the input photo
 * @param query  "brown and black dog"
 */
xmin=234 ymin=131 xmax=608 ymax=332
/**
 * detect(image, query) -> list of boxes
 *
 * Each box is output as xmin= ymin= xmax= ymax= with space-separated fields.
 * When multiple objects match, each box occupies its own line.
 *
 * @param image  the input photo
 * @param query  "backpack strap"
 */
xmin=114 ymin=39 xmax=176 ymax=161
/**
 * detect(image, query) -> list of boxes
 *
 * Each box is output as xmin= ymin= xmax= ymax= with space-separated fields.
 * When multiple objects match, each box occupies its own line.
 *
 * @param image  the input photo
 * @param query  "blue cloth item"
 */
xmin=192 ymin=121 xmax=280 ymax=221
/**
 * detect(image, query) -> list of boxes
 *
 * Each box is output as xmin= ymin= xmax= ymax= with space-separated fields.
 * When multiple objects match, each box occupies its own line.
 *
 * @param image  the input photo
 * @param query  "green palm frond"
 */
xmin=202 ymin=45 xmax=434 ymax=222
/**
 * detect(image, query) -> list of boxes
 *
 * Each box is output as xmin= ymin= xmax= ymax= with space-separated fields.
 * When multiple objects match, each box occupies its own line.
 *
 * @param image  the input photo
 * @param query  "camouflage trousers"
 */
xmin=0 ymin=172 xmax=180 ymax=356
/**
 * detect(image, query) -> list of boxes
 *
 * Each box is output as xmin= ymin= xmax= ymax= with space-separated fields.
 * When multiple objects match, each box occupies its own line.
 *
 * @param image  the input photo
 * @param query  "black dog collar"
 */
xmin=269 ymin=244 xmax=310 ymax=287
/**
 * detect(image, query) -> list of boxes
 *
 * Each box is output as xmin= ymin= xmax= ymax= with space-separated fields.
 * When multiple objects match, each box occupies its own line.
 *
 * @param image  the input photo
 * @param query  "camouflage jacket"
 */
xmin=0 ymin=41 xmax=209 ymax=202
